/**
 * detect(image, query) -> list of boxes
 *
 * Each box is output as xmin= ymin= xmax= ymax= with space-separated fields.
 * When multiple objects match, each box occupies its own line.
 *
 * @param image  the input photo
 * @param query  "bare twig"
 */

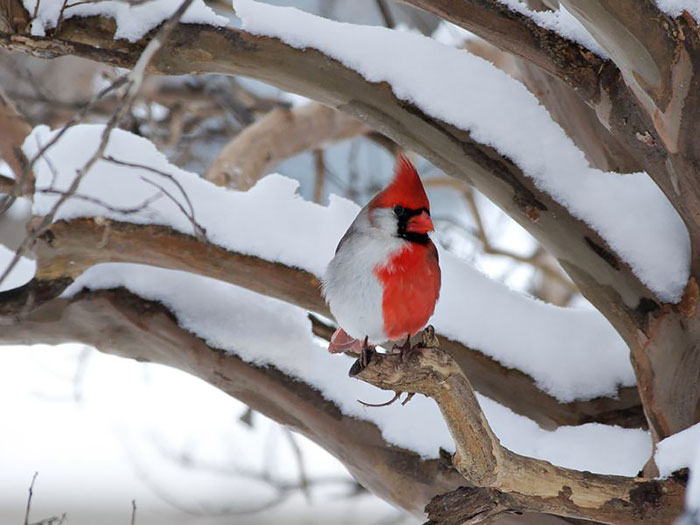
xmin=36 ymin=188 xmax=164 ymax=217
xmin=24 ymin=472 xmax=38 ymax=525
xmin=282 ymin=428 xmax=311 ymax=503
xmin=101 ymin=154 xmax=205 ymax=239
xmin=312 ymin=148 xmax=325 ymax=204
xmin=425 ymin=177 xmax=577 ymax=293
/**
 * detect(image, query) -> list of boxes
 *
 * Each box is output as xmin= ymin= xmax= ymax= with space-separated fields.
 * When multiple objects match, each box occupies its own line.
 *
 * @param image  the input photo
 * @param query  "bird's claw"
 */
xmin=357 ymin=391 xmax=415 ymax=408
xmin=360 ymin=336 xmax=374 ymax=369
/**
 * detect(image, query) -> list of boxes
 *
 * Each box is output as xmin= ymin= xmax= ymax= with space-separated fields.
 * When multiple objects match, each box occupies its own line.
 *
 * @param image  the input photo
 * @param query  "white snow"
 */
xmin=23 ymin=0 xmax=227 ymax=41
xmin=234 ymin=0 xmax=690 ymax=304
xmin=656 ymin=422 xmax=700 ymax=477
xmin=61 ymin=261 xmax=650 ymax=474
xmin=654 ymin=0 xmax=700 ymax=23
xmin=25 ymin=124 xmax=356 ymax=278
xmin=495 ymin=0 xmax=607 ymax=57
xmin=25 ymin=124 xmax=635 ymax=402
xmin=434 ymin=255 xmax=635 ymax=401
xmin=431 ymin=21 xmax=474 ymax=47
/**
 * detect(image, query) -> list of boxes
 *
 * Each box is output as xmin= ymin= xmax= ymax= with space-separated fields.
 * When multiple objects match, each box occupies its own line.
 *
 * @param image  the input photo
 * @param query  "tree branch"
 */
xmin=351 ymin=332 xmax=685 ymax=524
xmin=399 ymin=0 xmax=607 ymax=103
xmin=206 ymin=102 xmax=368 ymax=190
xmin=0 ymin=85 xmax=32 ymax=193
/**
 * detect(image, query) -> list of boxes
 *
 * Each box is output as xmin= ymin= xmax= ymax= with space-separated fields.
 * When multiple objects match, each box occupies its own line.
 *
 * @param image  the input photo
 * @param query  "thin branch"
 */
xmin=312 ymin=148 xmax=325 ymax=204
xmin=36 ymin=187 xmax=164 ymax=216
xmin=102 ymin=154 xmax=205 ymax=239
xmin=24 ymin=472 xmax=38 ymax=525
xmin=425 ymin=177 xmax=577 ymax=293
xmin=376 ymin=0 xmax=396 ymax=29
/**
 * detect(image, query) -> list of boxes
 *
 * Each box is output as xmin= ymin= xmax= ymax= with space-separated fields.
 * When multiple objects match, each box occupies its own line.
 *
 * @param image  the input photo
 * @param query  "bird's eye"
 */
xmin=393 ymin=205 xmax=404 ymax=216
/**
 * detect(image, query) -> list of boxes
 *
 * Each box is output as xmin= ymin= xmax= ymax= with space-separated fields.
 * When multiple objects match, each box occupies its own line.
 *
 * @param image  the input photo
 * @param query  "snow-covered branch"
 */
xmin=0 ymin=123 xmax=643 ymax=429
xmin=0 ymin=284 xmax=464 ymax=517
xmin=400 ymin=0 xmax=608 ymax=103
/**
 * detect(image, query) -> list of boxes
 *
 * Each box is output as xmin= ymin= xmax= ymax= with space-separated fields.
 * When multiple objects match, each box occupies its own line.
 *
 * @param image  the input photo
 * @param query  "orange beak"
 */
xmin=406 ymin=210 xmax=434 ymax=234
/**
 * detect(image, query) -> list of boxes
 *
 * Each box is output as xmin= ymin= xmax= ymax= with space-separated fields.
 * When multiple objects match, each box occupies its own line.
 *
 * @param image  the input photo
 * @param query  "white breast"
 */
xmin=322 ymin=207 xmax=405 ymax=344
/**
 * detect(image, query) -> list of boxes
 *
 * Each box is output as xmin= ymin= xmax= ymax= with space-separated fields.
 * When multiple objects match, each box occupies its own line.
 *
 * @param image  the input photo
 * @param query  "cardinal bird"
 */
xmin=322 ymin=155 xmax=441 ymax=356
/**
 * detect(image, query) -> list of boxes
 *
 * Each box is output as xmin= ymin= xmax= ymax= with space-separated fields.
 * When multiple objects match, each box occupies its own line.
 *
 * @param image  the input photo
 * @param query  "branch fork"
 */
xmin=350 ymin=328 xmax=685 ymax=524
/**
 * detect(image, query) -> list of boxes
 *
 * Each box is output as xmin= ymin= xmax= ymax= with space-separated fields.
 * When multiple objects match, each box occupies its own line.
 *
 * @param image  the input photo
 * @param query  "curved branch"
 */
xmin=558 ymin=0 xmax=676 ymax=111
xmin=351 ymin=334 xmax=685 ymax=524
xmin=0 ymin=217 xmax=643 ymax=429
xmin=206 ymin=102 xmax=369 ymax=190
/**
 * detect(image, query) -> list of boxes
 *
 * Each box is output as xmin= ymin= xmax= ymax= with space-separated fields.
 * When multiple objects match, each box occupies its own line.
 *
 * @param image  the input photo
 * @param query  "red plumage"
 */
xmin=370 ymin=154 xmax=430 ymax=211
xmin=374 ymin=241 xmax=441 ymax=340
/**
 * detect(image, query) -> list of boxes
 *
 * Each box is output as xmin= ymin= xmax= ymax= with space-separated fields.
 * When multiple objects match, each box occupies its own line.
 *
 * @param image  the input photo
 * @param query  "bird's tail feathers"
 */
xmin=328 ymin=327 xmax=363 ymax=354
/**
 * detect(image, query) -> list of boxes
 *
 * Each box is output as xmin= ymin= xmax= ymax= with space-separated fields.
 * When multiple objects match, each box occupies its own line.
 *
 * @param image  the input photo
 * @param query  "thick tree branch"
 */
xmin=206 ymin=102 xmax=369 ymax=190
xmin=351 ymin=334 xmax=685 ymax=524
xmin=0 ymin=217 xmax=643 ymax=429
xmin=0 ymin=4 xmax=695 ymax=439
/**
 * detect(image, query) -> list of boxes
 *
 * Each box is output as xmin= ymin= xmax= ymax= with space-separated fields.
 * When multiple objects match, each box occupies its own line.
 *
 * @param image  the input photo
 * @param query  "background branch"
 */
xmin=206 ymin=102 xmax=369 ymax=190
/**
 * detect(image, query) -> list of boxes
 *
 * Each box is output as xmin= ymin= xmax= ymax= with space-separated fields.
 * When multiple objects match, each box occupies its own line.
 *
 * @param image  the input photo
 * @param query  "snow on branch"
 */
xmin=493 ymin=0 xmax=607 ymax=57
xmin=25 ymin=124 xmax=635 ymax=404
xmin=234 ymin=0 xmax=690 ymax=304
xmin=22 ymin=0 xmax=226 ymax=41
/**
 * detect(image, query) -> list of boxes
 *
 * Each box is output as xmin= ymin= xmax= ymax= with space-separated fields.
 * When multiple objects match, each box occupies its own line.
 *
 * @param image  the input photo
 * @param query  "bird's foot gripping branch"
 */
xmin=350 ymin=327 xmax=685 ymax=525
